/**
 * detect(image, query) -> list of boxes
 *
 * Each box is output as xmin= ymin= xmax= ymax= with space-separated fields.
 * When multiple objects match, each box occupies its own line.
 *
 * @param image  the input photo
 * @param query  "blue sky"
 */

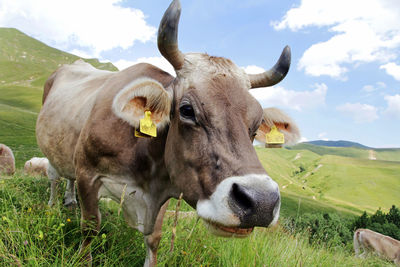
xmin=1 ymin=0 xmax=399 ymax=148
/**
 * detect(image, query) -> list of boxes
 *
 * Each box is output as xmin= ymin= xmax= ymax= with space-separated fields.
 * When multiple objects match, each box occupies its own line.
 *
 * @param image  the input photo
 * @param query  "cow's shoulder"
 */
xmin=73 ymin=63 xmax=173 ymax=176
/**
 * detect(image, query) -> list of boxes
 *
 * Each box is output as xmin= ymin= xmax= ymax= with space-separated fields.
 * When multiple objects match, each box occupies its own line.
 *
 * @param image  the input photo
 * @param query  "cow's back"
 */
xmin=36 ymin=60 xmax=174 ymax=179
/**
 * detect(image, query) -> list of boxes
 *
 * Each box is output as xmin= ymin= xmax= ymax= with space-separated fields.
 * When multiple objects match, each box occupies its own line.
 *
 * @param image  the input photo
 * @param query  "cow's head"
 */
xmin=113 ymin=0 xmax=299 ymax=237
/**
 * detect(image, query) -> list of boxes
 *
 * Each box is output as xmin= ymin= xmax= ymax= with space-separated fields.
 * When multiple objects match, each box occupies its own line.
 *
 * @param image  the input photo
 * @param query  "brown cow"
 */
xmin=354 ymin=228 xmax=400 ymax=265
xmin=0 ymin=144 xmax=15 ymax=175
xmin=36 ymin=0 xmax=300 ymax=266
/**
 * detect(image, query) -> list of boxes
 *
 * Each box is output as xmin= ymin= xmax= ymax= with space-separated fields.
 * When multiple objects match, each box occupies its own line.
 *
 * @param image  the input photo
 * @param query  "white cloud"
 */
xmin=336 ymin=103 xmax=379 ymax=123
xmin=0 ymin=0 xmax=156 ymax=57
xmin=380 ymin=62 xmax=400 ymax=81
xmin=362 ymin=85 xmax=376 ymax=93
xmin=362 ymin=82 xmax=386 ymax=93
xmin=242 ymin=65 xmax=265 ymax=74
xmin=273 ymin=0 xmax=400 ymax=79
xmin=113 ymin=57 xmax=175 ymax=76
xmin=68 ymin=49 xmax=94 ymax=59
xmin=318 ymin=132 xmax=329 ymax=141
xmin=250 ymin=83 xmax=327 ymax=111
xmin=299 ymin=136 xmax=309 ymax=143
xmin=383 ymin=94 xmax=400 ymax=119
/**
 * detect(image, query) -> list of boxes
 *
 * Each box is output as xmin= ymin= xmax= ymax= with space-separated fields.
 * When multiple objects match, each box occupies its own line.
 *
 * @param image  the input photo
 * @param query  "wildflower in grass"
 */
xmin=23 ymin=240 xmax=28 ymax=246
xmin=101 ymin=233 xmax=107 ymax=246
xmin=67 ymin=218 xmax=71 ymax=222
xmin=2 ymin=216 xmax=10 ymax=223
xmin=182 ymin=250 xmax=187 ymax=255
xmin=37 ymin=230 xmax=44 ymax=240
xmin=27 ymin=207 xmax=32 ymax=213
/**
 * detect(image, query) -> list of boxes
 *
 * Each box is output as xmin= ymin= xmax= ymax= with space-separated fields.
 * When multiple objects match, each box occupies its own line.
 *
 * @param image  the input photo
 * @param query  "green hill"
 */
xmin=255 ymin=146 xmax=400 ymax=215
xmin=288 ymin=142 xmax=400 ymax=162
xmin=0 ymin=28 xmax=117 ymax=167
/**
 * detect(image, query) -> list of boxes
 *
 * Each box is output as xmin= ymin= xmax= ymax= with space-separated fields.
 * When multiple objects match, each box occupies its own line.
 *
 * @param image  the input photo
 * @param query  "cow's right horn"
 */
xmin=158 ymin=0 xmax=185 ymax=71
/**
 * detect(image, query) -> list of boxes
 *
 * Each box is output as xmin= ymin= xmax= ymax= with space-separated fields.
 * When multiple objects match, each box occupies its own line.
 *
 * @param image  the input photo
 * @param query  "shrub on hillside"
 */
xmin=284 ymin=213 xmax=352 ymax=247
xmin=351 ymin=205 xmax=400 ymax=240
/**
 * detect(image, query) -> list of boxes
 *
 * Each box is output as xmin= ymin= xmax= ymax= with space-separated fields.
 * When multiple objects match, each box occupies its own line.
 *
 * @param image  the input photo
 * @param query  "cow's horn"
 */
xmin=158 ymin=0 xmax=184 ymax=70
xmin=248 ymin=46 xmax=291 ymax=89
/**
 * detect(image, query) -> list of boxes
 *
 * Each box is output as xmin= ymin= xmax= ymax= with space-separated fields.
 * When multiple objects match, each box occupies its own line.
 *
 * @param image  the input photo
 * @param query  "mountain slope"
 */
xmin=288 ymin=143 xmax=370 ymax=159
xmin=255 ymin=146 xmax=400 ymax=214
xmin=0 ymin=28 xmax=117 ymax=85
xmin=0 ymin=28 xmax=118 ymax=167
xmin=306 ymin=140 xmax=371 ymax=149
xmin=288 ymin=142 xmax=400 ymax=162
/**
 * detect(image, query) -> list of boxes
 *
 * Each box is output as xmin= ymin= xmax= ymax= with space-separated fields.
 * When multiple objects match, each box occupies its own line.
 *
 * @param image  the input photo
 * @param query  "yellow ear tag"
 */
xmin=266 ymin=125 xmax=285 ymax=145
xmin=137 ymin=111 xmax=157 ymax=138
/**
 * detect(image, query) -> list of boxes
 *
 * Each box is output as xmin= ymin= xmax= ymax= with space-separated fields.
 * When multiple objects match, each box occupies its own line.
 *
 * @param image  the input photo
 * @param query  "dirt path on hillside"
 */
xmin=294 ymin=153 xmax=302 ymax=160
xmin=368 ymin=150 xmax=376 ymax=160
xmin=303 ymin=164 xmax=323 ymax=179
xmin=0 ymin=103 xmax=38 ymax=115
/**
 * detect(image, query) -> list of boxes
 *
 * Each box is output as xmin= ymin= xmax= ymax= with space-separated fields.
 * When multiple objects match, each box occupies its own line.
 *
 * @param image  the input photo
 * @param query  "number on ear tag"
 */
xmin=266 ymin=125 xmax=284 ymax=144
xmin=139 ymin=111 xmax=157 ymax=137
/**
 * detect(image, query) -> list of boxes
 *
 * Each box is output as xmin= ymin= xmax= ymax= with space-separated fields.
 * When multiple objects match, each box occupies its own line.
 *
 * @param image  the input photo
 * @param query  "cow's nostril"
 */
xmin=231 ymin=183 xmax=254 ymax=211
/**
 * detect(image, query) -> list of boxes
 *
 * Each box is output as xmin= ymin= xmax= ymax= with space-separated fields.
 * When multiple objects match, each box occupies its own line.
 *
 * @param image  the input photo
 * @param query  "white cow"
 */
xmin=354 ymin=228 xmax=400 ymax=265
xmin=24 ymin=157 xmax=49 ymax=176
xmin=24 ymin=157 xmax=76 ymax=206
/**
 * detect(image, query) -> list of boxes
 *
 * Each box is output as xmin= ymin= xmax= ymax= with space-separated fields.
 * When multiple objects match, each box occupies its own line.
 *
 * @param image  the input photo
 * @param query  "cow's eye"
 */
xmin=179 ymin=104 xmax=195 ymax=120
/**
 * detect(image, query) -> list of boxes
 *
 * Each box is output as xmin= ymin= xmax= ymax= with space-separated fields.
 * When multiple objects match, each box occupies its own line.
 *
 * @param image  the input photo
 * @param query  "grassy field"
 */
xmin=1 ymin=27 xmax=399 ymax=266
xmin=0 ymin=173 xmax=393 ymax=267
xmin=255 ymin=146 xmax=400 ymax=214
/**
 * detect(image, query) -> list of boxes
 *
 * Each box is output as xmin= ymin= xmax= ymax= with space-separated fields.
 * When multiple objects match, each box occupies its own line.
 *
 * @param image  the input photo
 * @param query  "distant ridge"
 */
xmin=305 ymin=140 xmax=371 ymax=149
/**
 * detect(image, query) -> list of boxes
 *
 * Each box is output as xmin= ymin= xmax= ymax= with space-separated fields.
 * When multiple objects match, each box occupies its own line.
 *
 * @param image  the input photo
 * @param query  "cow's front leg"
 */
xmin=144 ymin=200 xmax=170 ymax=267
xmin=394 ymin=255 xmax=400 ymax=266
xmin=76 ymin=169 xmax=102 ymax=265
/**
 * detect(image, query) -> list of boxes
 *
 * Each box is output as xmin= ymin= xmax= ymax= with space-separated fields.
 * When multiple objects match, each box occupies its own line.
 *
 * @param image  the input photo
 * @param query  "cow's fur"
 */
xmin=354 ymin=228 xmax=400 ymax=265
xmin=24 ymin=157 xmax=49 ymax=177
xmin=0 ymin=144 xmax=15 ymax=175
xmin=36 ymin=1 xmax=299 ymax=266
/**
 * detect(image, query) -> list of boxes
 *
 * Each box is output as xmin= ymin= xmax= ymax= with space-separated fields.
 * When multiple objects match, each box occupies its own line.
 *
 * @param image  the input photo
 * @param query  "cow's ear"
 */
xmin=255 ymin=107 xmax=300 ymax=145
xmin=112 ymin=78 xmax=172 ymax=129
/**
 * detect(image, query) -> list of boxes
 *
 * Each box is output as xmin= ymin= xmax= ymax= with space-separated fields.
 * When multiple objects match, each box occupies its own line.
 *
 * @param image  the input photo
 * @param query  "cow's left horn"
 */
xmin=158 ymin=0 xmax=185 ymax=70
xmin=248 ymin=46 xmax=291 ymax=89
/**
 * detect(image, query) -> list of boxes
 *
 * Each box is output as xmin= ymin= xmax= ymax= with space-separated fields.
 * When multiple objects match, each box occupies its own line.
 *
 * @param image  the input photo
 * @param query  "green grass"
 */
xmin=0 ymin=174 xmax=394 ymax=267
xmin=255 ymin=146 xmax=400 ymax=215
xmin=0 ymin=26 xmax=399 ymax=266
xmin=375 ymin=148 xmax=400 ymax=161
